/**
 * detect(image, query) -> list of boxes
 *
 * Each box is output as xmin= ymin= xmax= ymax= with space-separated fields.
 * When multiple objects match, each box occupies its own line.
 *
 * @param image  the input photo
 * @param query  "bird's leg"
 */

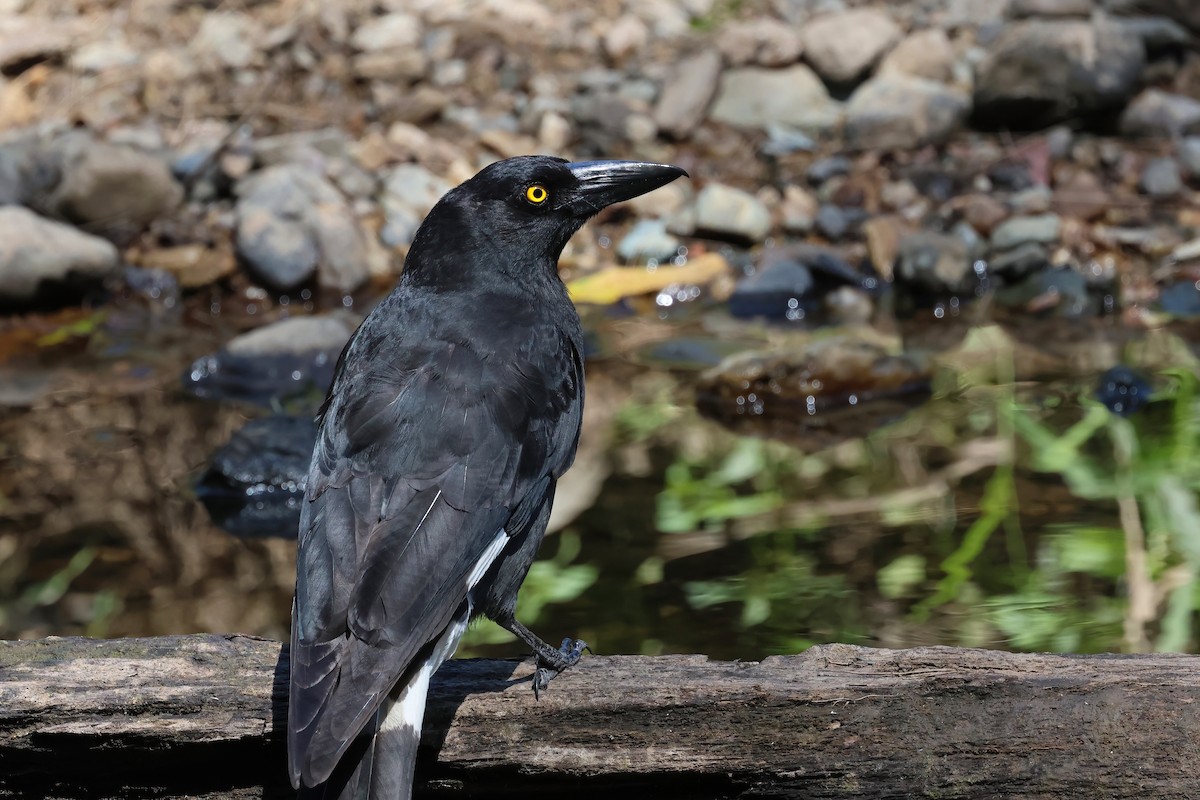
xmin=500 ymin=616 xmax=588 ymax=698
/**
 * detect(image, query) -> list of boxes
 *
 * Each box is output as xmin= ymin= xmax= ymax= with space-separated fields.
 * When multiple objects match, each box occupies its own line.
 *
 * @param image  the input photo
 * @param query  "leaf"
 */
xmin=566 ymin=253 xmax=729 ymax=305
xmin=877 ymin=554 xmax=927 ymax=599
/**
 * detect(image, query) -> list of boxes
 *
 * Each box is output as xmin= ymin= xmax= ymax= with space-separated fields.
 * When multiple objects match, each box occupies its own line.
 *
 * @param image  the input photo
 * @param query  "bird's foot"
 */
xmin=532 ymin=637 xmax=589 ymax=699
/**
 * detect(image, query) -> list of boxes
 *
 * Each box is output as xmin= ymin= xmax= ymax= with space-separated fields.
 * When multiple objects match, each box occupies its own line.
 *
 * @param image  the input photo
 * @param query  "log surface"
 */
xmin=0 ymin=634 xmax=1197 ymax=798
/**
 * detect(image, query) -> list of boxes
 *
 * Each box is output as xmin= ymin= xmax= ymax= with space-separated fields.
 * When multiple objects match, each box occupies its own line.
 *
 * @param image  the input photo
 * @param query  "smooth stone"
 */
xmin=654 ymin=50 xmax=723 ymax=139
xmin=0 ymin=207 xmax=120 ymax=304
xmin=728 ymin=258 xmax=816 ymax=321
xmin=616 ymin=219 xmax=682 ymax=264
xmin=709 ymin=65 xmax=843 ymax=134
xmin=1119 ymin=89 xmax=1200 ymax=138
xmin=991 ymin=213 xmax=1062 ymax=250
xmin=894 ymin=231 xmax=972 ymax=293
xmin=801 ymin=8 xmax=901 ymax=85
xmin=1140 ymin=157 xmax=1183 ymax=198
xmin=692 ymin=183 xmax=772 ymax=243
xmin=844 ymin=75 xmax=970 ymax=150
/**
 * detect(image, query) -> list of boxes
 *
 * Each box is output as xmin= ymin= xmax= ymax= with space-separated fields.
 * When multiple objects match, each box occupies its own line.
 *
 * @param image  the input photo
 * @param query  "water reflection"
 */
xmin=1 ymin=292 xmax=1198 ymax=659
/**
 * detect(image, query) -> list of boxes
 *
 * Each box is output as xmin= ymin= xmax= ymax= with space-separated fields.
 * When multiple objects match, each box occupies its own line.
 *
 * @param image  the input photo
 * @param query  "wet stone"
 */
xmin=0 ymin=206 xmax=120 ymax=307
xmin=695 ymin=335 xmax=931 ymax=448
xmin=1178 ymin=137 xmax=1200 ymax=179
xmin=616 ymin=219 xmax=681 ymax=264
xmin=1158 ymin=280 xmax=1200 ymax=317
xmin=182 ymin=314 xmax=356 ymax=407
xmin=996 ymin=265 xmax=1092 ymax=316
xmin=728 ymin=258 xmax=816 ymax=321
xmin=989 ymin=242 xmax=1051 ymax=280
xmin=1095 ymin=366 xmax=1151 ymax=417
xmin=894 ymin=231 xmax=972 ymax=294
xmin=195 ymin=414 xmax=318 ymax=538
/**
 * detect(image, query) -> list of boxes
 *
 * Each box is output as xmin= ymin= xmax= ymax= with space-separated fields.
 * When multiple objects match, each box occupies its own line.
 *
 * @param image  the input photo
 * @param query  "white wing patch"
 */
xmin=467 ymin=528 xmax=510 ymax=589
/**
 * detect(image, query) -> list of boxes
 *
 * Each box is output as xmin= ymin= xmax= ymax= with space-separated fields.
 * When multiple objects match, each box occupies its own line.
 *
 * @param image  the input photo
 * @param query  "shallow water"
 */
xmin=1 ymin=281 xmax=1197 ymax=660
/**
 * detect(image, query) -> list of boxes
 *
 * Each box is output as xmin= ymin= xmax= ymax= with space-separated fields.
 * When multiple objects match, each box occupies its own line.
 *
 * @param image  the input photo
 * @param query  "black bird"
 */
xmin=288 ymin=155 xmax=687 ymax=798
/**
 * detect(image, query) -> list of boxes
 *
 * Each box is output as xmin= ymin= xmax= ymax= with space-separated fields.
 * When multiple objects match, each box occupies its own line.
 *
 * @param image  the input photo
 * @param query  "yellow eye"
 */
xmin=525 ymin=184 xmax=549 ymax=204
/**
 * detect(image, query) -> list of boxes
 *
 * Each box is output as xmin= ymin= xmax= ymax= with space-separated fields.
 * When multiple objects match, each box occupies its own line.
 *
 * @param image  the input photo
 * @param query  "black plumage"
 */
xmin=288 ymin=155 xmax=687 ymax=798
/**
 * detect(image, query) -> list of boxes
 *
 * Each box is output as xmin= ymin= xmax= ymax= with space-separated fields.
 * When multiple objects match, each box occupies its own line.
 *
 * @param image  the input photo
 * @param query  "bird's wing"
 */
xmin=288 ymin=303 xmax=584 ymax=787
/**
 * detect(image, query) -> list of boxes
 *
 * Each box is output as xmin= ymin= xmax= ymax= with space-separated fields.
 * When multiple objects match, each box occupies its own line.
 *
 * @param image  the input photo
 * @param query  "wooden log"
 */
xmin=0 ymin=634 xmax=1197 ymax=798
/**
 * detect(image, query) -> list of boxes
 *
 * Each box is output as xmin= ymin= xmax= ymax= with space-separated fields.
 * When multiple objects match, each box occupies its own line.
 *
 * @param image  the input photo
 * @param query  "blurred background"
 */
xmin=1 ymin=0 xmax=1199 ymax=661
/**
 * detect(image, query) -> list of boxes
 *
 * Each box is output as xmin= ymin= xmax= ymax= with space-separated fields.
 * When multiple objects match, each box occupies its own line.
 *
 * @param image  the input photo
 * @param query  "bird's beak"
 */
xmin=567 ymin=160 xmax=689 ymax=212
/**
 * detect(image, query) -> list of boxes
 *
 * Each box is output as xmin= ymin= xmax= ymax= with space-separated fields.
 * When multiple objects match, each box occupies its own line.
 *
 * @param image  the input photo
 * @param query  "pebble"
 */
xmin=1178 ymin=136 xmax=1200 ymax=179
xmin=844 ymin=75 xmax=970 ymax=150
xmin=1119 ymin=89 xmax=1200 ymax=139
xmin=189 ymin=11 xmax=264 ymax=70
xmin=1158 ymin=281 xmax=1200 ymax=317
xmin=780 ymin=185 xmax=818 ymax=233
xmin=877 ymin=28 xmax=957 ymax=83
xmin=654 ymin=50 xmax=723 ymax=139
xmin=0 ymin=206 xmax=120 ymax=304
xmin=709 ymin=65 xmax=843 ymax=134
xmin=69 ymin=37 xmax=140 ymax=73
xmin=1140 ymin=157 xmax=1183 ymax=198
xmin=996 ymin=266 xmax=1091 ymax=316
xmin=692 ymin=183 xmax=772 ymax=243
xmin=894 ymin=231 xmax=972 ymax=293
xmin=1094 ymin=366 xmax=1151 ymax=417
xmin=602 ymin=15 xmax=649 ymax=61
xmin=973 ymin=19 xmax=1144 ymax=128
xmin=235 ymin=164 xmax=369 ymax=293
xmin=728 ymin=258 xmax=816 ymax=321
xmin=960 ymin=194 xmax=1009 ymax=236
xmin=991 ymin=213 xmax=1062 ymax=251
xmin=616 ymin=219 xmax=681 ymax=264
xmin=42 ymin=132 xmax=183 ymax=233
xmin=989 ymin=242 xmax=1051 ymax=279
xmin=806 ymin=156 xmax=851 ymax=186
xmin=350 ymin=13 xmax=421 ymax=51
xmin=760 ymin=124 xmax=817 ymax=157
xmin=814 ymin=204 xmax=860 ymax=241
xmin=716 ymin=17 xmax=804 ymax=67
xmin=379 ymin=163 xmax=453 ymax=247
xmin=801 ymin=8 xmax=901 ymax=85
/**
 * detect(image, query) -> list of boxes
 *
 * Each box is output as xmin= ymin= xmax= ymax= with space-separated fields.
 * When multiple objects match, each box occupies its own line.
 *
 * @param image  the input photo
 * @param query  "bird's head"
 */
xmin=403 ymin=155 xmax=688 ymax=287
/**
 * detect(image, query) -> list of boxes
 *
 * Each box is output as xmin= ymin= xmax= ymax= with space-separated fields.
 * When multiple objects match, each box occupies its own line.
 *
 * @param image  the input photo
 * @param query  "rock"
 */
xmin=189 ymin=12 xmax=264 ymax=70
xmin=1158 ymin=281 xmax=1200 ymax=316
xmin=989 ymin=242 xmax=1050 ymax=279
xmin=973 ymin=19 xmax=1145 ymax=129
xmin=780 ymin=185 xmax=818 ymax=233
xmin=1114 ymin=15 xmax=1194 ymax=56
xmin=695 ymin=335 xmax=931 ymax=447
xmin=1011 ymin=186 xmax=1052 ymax=214
xmin=183 ymin=314 xmax=357 ymax=406
xmin=378 ymin=163 xmax=452 ymax=248
xmin=760 ymin=124 xmax=818 ymax=157
xmin=814 ymin=204 xmax=864 ymax=241
xmin=1119 ymin=89 xmax=1200 ymax=139
xmin=991 ymin=213 xmax=1061 ymax=250
xmin=894 ymin=231 xmax=972 ymax=293
xmin=960 ymin=194 xmax=1009 ymax=236
xmin=996 ymin=265 xmax=1091 ymax=316
xmin=195 ymin=414 xmax=319 ymax=538
xmin=709 ymin=65 xmax=843 ymax=134
xmin=1108 ymin=0 xmax=1200 ymax=34
xmin=693 ymin=183 xmax=772 ymax=243
xmin=40 ymin=132 xmax=182 ymax=234
xmin=844 ymin=75 xmax=970 ymax=150
xmin=877 ymin=29 xmax=956 ymax=83
xmin=350 ymin=12 xmax=421 ymax=51
xmin=728 ymin=258 xmax=816 ymax=321
xmin=603 ymin=15 xmax=649 ymax=60
xmin=0 ymin=14 xmax=83 ymax=73
xmin=653 ymin=50 xmax=723 ymax=139
xmin=716 ymin=18 xmax=805 ymax=67
xmin=806 ymin=156 xmax=851 ymax=186
xmin=235 ymin=165 xmax=369 ymax=293
xmin=1140 ymin=157 xmax=1183 ymax=198
xmin=616 ymin=219 xmax=681 ymax=264
xmin=1010 ymin=0 xmax=1094 ymax=17
xmin=801 ymin=8 xmax=901 ymax=86
xmin=987 ymin=160 xmax=1035 ymax=192
xmin=137 ymin=243 xmax=237 ymax=289
xmin=1051 ymin=170 xmax=1109 ymax=220
xmin=0 ymin=207 xmax=119 ymax=304
xmin=1094 ymin=366 xmax=1151 ymax=417
xmin=69 ymin=38 xmax=140 ymax=73
xmin=1179 ymin=137 xmax=1200 ymax=179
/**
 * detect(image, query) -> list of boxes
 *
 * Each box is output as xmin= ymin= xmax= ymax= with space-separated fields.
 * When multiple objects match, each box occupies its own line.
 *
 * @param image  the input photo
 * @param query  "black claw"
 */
xmin=530 ymin=637 xmax=588 ymax=699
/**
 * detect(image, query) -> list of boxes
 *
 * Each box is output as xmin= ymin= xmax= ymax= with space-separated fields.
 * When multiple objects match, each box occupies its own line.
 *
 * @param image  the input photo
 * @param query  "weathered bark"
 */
xmin=1 ymin=635 xmax=1197 ymax=799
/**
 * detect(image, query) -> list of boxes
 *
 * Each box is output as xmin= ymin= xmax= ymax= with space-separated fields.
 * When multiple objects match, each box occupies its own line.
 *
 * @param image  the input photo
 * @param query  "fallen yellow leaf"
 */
xmin=567 ymin=253 xmax=730 ymax=305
